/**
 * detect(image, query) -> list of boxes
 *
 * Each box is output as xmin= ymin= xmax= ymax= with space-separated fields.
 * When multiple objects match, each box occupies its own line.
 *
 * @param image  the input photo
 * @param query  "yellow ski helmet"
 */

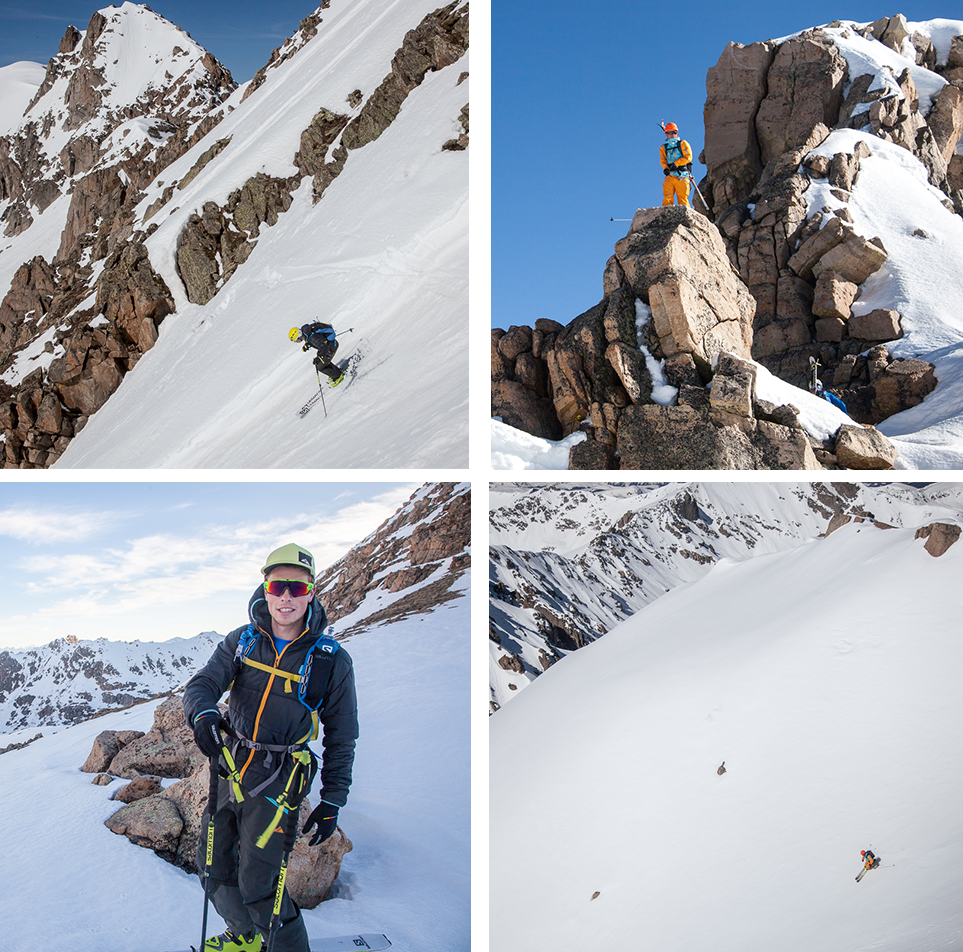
xmin=289 ymin=327 xmax=302 ymax=342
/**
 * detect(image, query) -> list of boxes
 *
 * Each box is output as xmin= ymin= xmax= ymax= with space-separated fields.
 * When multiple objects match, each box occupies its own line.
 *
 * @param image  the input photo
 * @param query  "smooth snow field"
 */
xmin=0 ymin=586 xmax=469 ymax=952
xmin=490 ymin=525 xmax=963 ymax=952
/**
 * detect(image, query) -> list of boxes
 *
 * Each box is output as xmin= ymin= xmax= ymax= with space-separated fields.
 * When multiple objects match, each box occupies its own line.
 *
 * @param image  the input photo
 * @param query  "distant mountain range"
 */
xmin=489 ymin=481 xmax=963 ymax=710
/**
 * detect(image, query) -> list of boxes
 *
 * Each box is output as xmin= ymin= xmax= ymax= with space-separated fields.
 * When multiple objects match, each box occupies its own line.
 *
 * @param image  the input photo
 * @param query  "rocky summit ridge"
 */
xmin=0 ymin=0 xmax=469 ymax=468
xmin=493 ymin=14 xmax=963 ymax=470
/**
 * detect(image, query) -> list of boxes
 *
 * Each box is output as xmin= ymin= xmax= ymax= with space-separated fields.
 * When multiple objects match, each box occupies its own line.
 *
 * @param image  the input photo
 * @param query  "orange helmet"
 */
xmin=664 ymin=122 xmax=679 ymax=134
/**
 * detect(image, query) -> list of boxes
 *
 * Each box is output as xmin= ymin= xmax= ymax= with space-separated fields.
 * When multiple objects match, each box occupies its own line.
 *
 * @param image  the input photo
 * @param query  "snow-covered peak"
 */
xmin=0 ymin=631 xmax=220 ymax=732
xmin=0 ymin=62 xmax=46 ymax=135
xmin=16 ymin=3 xmax=234 ymax=180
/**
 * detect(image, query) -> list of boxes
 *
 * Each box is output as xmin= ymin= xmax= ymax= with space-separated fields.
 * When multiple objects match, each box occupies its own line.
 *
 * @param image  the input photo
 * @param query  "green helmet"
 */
xmin=261 ymin=543 xmax=315 ymax=576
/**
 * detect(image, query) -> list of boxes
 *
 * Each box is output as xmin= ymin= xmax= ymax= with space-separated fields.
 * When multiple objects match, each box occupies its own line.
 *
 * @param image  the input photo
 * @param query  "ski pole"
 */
xmin=315 ymin=369 xmax=328 ymax=418
xmin=264 ymin=804 xmax=301 ymax=952
xmin=198 ymin=755 xmax=220 ymax=952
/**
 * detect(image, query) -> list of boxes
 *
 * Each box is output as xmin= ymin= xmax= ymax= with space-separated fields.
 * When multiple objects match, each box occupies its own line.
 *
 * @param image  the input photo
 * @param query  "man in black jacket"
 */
xmin=290 ymin=322 xmax=345 ymax=387
xmin=184 ymin=543 xmax=359 ymax=952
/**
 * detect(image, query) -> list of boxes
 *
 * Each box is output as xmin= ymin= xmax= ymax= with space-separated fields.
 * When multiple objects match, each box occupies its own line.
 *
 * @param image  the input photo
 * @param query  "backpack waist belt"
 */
xmin=223 ymin=722 xmax=313 ymax=801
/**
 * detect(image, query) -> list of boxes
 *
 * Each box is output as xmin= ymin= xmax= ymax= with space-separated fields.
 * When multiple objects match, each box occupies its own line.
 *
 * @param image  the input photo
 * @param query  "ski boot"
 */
xmin=203 ymin=929 xmax=263 ymax=951
xmin=329 ymin=370 xmax=346 ymax=387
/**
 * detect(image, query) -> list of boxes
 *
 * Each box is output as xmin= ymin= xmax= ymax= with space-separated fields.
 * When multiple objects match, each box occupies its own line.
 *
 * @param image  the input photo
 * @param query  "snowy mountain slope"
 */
xmin=0 ymin=0 xmax=468 ymax=469
xmin=0 ymin=62 xmax=46 ymax=134
xmin=490 ymin=520 xmax=963 ymax=952
xmin=57 ymin=53 xmax=469 ymax=468
xmin=0 ymin=3 xmax=234 ymax=289
xmin=0 ymin=632 xmax=218 ymax=732
xmin=489 ymin=482 xmax=963 ymax=709
xmin=0 ymin=584 xmax=469 ymax=952
xmin=316 ymin=482 xmax=470 ymax=634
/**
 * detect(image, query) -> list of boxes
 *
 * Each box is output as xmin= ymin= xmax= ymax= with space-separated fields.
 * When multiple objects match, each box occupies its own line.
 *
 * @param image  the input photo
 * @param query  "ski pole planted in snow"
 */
xmin=198 ymin=756 xmax=219 ymax=952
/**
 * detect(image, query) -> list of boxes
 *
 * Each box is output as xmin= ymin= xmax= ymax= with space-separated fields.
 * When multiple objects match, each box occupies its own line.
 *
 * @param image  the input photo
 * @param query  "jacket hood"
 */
xmin=247 ymin=584 xmax=328 ymax=640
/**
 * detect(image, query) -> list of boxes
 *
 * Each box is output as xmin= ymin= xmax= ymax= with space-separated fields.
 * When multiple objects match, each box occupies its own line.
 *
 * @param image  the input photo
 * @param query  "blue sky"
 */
xmin=492 ymin=0 xmax=947 ymax=330
xmin=0 ymin=1 xmax=318 ymax=81
xmin=0 ymin=480 xmax=417 ymax=650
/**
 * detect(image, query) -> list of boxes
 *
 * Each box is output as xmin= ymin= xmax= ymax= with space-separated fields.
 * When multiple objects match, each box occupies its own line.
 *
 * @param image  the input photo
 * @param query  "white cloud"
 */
xmin=0 ymin=507 xmax=121 ymax=545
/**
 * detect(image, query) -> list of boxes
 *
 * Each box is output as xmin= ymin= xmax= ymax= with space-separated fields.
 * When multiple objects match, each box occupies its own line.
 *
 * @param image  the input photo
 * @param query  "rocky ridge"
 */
xmin=0 ymin=1 xmax=469 ymax=468
xmin=492 ymin=15 xmax=962 ymax=470
xmin=0 ymin=632 xmax=218 ymax=732
xmin=315 ymin=481 xmax=471 ymax=635
xmin=489 ymin=482 xmax=963 ymax=710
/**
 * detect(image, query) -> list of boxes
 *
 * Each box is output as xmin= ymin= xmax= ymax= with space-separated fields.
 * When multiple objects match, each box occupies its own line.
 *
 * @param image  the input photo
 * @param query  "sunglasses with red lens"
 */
xmin=264 ymin=579 xmax=315 ymax=597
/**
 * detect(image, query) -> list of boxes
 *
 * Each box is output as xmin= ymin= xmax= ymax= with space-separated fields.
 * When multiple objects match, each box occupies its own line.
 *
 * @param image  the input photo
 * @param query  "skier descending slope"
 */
xmin=856 ymin=849 xmax=881 ymax=882
xmin=184 ymin=543 xmax=359 ymax=952
xmin=291 ymin=323 xmax=346 ymax=387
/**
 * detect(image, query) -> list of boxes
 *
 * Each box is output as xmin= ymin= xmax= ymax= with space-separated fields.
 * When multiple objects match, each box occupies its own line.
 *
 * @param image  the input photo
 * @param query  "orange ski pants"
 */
xmin=662 ymin=175 xmax=690 ymax=206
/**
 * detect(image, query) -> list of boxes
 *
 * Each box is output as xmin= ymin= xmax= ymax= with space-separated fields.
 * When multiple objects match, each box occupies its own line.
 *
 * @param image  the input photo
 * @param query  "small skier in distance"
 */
xmin=861 ymin=849 xmax=880 ymax=871
xmin=660 ymin=122 xmax=693 ymax=207
xmin=290 ymin=321 xmax=345 ymax=387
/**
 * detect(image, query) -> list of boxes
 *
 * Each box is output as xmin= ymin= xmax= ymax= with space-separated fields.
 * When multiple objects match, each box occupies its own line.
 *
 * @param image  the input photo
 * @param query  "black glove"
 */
xmin=664 ymin=167 xmax=672 ymax=176
xmin=192 ymin=711 xmax=223 ymax=759
xmin=302 ymin=343 xmax=309 ymax=351
xmin=302 ymin=800 xmax=339 ymax=846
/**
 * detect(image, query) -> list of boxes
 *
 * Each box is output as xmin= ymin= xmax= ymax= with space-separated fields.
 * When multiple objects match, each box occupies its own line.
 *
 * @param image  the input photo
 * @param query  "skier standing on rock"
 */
xmin=290 ymin=322 xmax=346 ymax=387
xmin=184 ymin=543 xmax=359 ymax=952
xmin=660 ymin=122 xmax=693 ymax=207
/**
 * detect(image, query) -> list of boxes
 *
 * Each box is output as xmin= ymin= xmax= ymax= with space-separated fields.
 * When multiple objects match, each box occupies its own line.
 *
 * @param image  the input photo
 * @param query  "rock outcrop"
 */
xmin=493 ymin=17 xmax=963 ymax=469
xmin=701 ymin=22 xmax=956 ymax=402
xmin=915 ymin=521 xmax=962 ymax=556
xmin=492 ymin=208 xmax=898 ymax=470
xmin=93 ymin=697 xmax=352 ymax=908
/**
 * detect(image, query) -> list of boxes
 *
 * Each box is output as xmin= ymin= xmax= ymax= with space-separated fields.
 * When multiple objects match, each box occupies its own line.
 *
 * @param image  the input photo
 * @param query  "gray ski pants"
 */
xmin=197 ymin=781 xmax=309 ymax=952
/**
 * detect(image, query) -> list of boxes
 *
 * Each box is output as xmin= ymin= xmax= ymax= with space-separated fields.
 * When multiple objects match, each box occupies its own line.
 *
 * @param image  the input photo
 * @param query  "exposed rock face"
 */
xmin=700 ymin=22 xmax=955 ymax=408
xmin=612 ymin=207 xmax=754 ymax=373
xmin=491 ymin=208 xmax=898 ymax=468
xmin=493 ymin=20 xmax=962 ymax=468
xmin=314 ymin=482 xmax=470 ymax=634
xmin=95 ymin=697 xmax=352 ymax=906
xmin=915 ymin=522 xmax=962 ymax=556
xmin=0 ymin=8 xmax=235 ymax=467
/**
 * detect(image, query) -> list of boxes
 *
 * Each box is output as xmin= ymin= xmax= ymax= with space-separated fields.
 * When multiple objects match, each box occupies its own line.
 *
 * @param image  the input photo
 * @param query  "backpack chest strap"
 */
xmin=241 ymin=655 xmax=301 ymax=693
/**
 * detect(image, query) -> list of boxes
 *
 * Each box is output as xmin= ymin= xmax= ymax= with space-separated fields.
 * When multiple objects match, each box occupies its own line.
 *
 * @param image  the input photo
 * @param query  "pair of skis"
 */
xmin=298 ymin=350 xmax=365 ymax=419
xmin=172 ymin=935 xmax=390 ymax=951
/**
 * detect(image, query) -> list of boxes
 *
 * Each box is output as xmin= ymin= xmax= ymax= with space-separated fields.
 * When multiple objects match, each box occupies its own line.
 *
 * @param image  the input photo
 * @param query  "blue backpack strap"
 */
xmin=234 ymin=623 xmax=260 ymax=662
xmin=297 ymin=634 xmax=340 ymax=729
